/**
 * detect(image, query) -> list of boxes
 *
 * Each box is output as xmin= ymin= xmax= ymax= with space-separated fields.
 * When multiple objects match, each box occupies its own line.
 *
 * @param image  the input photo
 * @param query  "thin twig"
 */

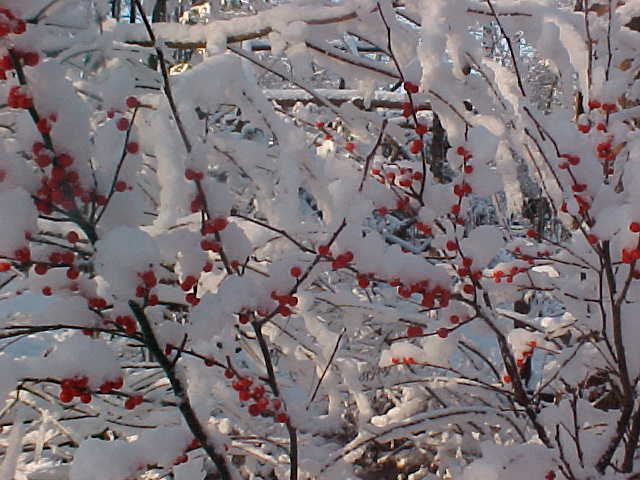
xmin=307 ymin=328 xmax=346 ymax=408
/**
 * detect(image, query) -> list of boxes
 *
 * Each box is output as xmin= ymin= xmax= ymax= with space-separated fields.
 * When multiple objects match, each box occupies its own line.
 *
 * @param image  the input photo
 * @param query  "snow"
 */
xmin=2 ymin=0 xmax=640 ymax=478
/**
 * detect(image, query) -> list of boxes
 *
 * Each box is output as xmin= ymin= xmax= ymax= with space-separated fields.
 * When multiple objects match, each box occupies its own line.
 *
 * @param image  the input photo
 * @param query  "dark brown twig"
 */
xmin=129 ymin=301 xmax=233 ymax=480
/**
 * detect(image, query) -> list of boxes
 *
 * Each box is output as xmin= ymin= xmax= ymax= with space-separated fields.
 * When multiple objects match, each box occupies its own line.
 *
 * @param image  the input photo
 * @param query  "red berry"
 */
xmin=526 ymin=229 xmax=537 ymax=238
xmin=115 ymin=180 xmax=127 ymax=192
xmin=139 ymin=270 xmax=156 ymax=288
xmin=66 ymin=231 xmax=79 ymax=243
xmin=126 ymin=142 xmax=139 ymax=154
xmin=502 ymin=375 xmax=511 ymax=383
xmin=181 ymin=275 xmax=197 ymax=291
xmin=80 ymin=392 xmax=92 ymax=403
xmin=185 ymin=168 xmax=196 ymax=180
xmin=0 ymin=262 xmax=10 ymax=272
xmin=224 ymin=369 xmax=235 ymax=379
xmin=446 ymin=240 xmax=457 ymax=251
xmin=318 ymin=245 xmax=330 ymax=256
xmin=630 ymin=222 xmax=640 ymax=233
xmin=587 ymin=100 xmax=601 ymax=110
xmin=415 ymin=123 xmax=428 ymax=135
xmin=34 ymin=264 xmax=47 ymax=275
xmin=14 ymin=247 xmax=30 ymax=263
xmin=251 ymin=385 xmax=265 ymax=399
xmin=116 ymin=117 xmax=129 ymax=131
xmin=290 ymin=266 xmax=302 ymax=277
xmin=275 ymin=412 xmax=289 ymax=423
xmin=59 ymin=389 xmax=73 ymax=403
xmin=61 ymin=251 xmax=75 ymax=264
xmin=409 ymin=139 xmax=423 ymax=154
xmin=357 ymin=275 xmax=370 ymax=288
xmin=345 ymin=142 xmax=355 ymax=152
xmin=126 ymin=96 xmax=139 ymax=108
xmin=13 ymin=20 xmax=26 ymax=35
xmin=57 ymin=153 xmax=73 ymax=168
xmin=42 ymin=286 xmax=52 ymax=296
xmin=436 ymin=328 xmax=449 ymax=339
xmin=463 ymin=284 xmax=474 ymax=294
xmin=407 ymin=326 xmax=423 ymax=337
xmin=248 ymin=403 xmax=263 ymax=416
xmin=401 ymin=102 xmax=412 ymax=118
xmin=36 ymin=118 xmax=51 ymax=134
xmin=403 ymin=81 xmax=419 ymax=94
xmin=66 ymin=268 xmax=80 ymax=280
xmin=33 ymin=153 xmax=50 ymax=168
xmin=185 ymin=293 xmax=199 ymax=306
xmin=212 ymin=217 xmax=228 ymax=231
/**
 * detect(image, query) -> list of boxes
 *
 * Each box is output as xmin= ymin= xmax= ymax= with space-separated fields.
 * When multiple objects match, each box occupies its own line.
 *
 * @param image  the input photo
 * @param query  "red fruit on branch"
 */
xmin=407 ymin=325 xmax=423 ymax=337
xmin=409 ymin=139 xmax=423 ymax=154
xmin=436 ymin=328 xmax=449 ymax=339
xmin=116 ymin=117 xmax=129 ymax=131
xmin=403 ymin=81 xmax=419 ymax=94
xmin=126 ymin=96 xmax=139 ymax=108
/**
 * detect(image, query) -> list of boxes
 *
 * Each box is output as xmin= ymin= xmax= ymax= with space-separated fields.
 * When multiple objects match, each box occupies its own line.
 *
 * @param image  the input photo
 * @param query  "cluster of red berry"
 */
xmin=7 ymin=85 xmax=32 ymax=109
xmin=135 ymin=270 xmax=159 ymax=306
xmin=492 ymin=264 xmax=530 ymax=284
xmin=515 ymin=340 xmax=537 ymax=368
xmin=227 ymin=372 xmax=288 ymax=423
xmin=124 ymin=394 xmax=144 ymax=410
xmin=115 ymin=315 xmax=137 ymax=335
xmin=0 ymin=8 xmax=25 ymax=37
xmin=370 ymin=166 xmax=423 ymax=188
xmin=58 ymin=376 xmax=92 ymax=403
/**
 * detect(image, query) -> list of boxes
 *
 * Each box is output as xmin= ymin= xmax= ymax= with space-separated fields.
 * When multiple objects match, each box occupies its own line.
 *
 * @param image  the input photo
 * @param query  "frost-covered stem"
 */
xmin=132 ymin=0 xmax=192 ymax=154
xmin=129 ymin=0 xmax=136 ymax=23
xmin=555 ymin=424 xmax=577 ymax=480
xmin=569 ymin=392 xmax=584 ymax=468
xmin=227 ymin=45 xmax=343 ymax=118
xmin=230 ymin=212 xmax=315 ymax=254
xmin=307 ymin=328 xmax=346 ymax=408
xmin=194 ymin=179 xmax=233 ymax=275
xmin=358 ymin=119 xmax=387 ymax=192
xmin=95 ymin=107 xmax=139 ymax=224
xmin=128 ymin=301 xmax=233 ymax=480
xmin=256 ymin=219 xmax=346 ymax=328
xmin=376 ymin=3 xmax=429 ymax=192
xmin=121 ymin=5 xmax=534 ymax=51
xmin=320 ymin=407 xmax=523 ymax=474
xmin=605 ymin=0 xmax=613 ymax=82
xmin=622 ymin=404 xmax=640 ymax=472
xmin=1 ymin=324 xmax=140 ymax=342
xmin=8 ymin=49 xmax=52 ymax=151
xmin=584 ymin=0 xmax=593 ymax=89
xmin=596 ymin=241 xmax=634 ymax=472
xmin=251 ymin=322 xmax=298 ymax=480
xmin=9 ymin=49 xmax=98 ymax=243
xmin=474 ymin=295 xmax=551 ymax=447
xmin=305 ymin=41 xmax=399 ymax=80
xmin=485 ymin=0 xmax=526 ymax=97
